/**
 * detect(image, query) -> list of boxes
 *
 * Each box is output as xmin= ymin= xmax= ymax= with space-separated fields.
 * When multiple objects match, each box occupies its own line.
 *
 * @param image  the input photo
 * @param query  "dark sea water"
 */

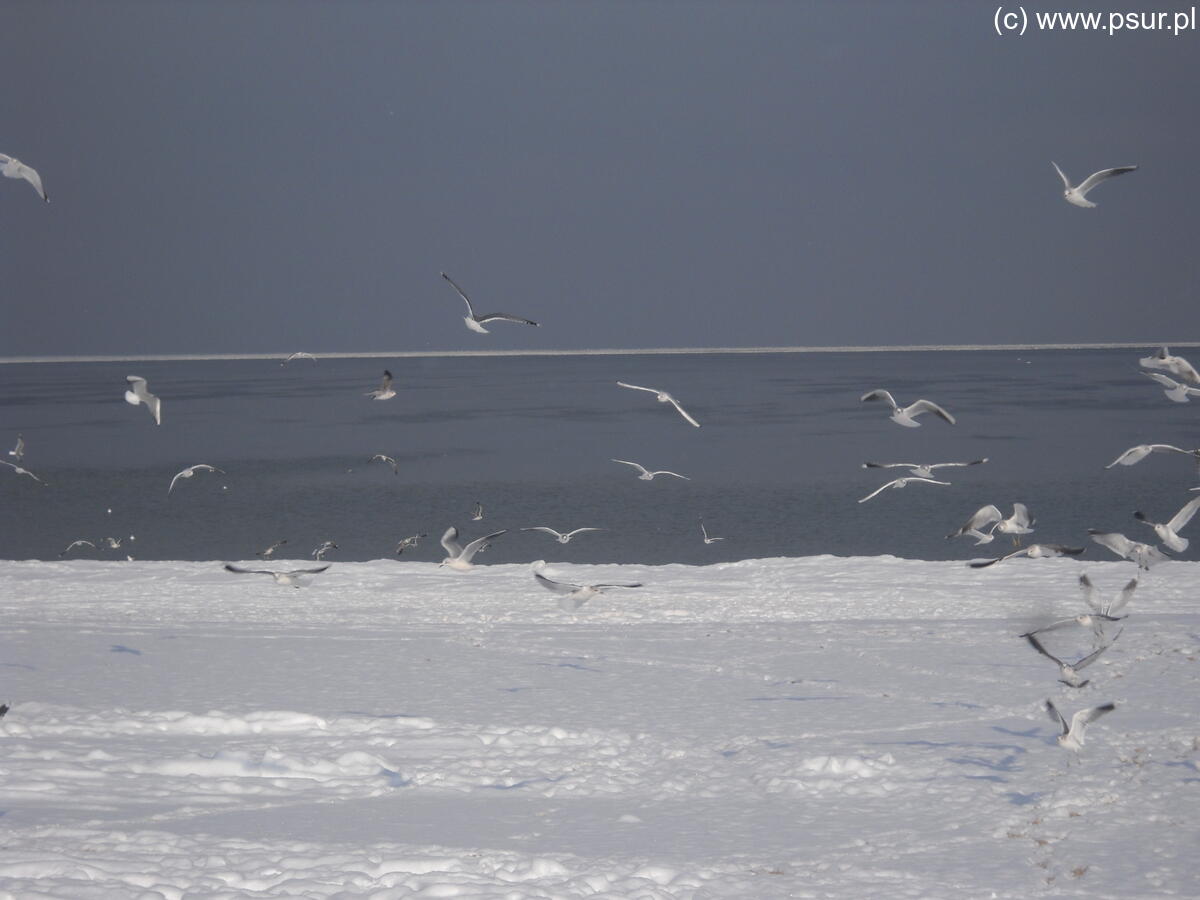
xmin=0 ymin=349 xmax=1196 ymax=566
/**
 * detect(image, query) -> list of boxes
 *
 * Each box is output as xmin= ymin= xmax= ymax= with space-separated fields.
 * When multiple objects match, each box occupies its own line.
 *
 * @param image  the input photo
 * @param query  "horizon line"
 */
xmin=0 ymin=341 xmax=1193 ymax=365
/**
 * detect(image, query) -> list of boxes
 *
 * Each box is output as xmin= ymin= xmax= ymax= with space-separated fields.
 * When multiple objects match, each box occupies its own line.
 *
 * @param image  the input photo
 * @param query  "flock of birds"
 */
xmin=0 ymin=151 xmax=1181 ymax=752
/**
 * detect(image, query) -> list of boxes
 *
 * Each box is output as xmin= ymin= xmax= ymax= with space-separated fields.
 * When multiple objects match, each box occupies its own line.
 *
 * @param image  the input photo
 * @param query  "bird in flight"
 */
xmin=862 ymin=458 xmax=987 ymax=479
xmin=616 ymin=382 xmax=701 ymax=427
xmin=1139 ymin=346 xmax=1200 ymax=384
xmin=369 ymin=454 xmax=399 ymax=475
xmin=1044 ymin=699 xmax=1116 ymax=751
xmin=168 ymin=464 xmax=225 ymax=496
xmin=531 ymin=561 xmax=642 ymax=612
xmin=124 ymin=376 xmax=162 ymax=425
xmin=439 ymin=526 xmax=507 ymax=571
xmin=611 ymin=459 xmax=690 ymax=481
xmin=1051 ymin=161 xmax=1137 ymax=208
xmin=365 ymin=370 xmax=396 ymax=400
xmin=860 ymin=390 xmax=955 ymax=428
xmin=968 ymin=543 xmax=1083 ymax=568
xmin=700 ymin=520 xmax=724 ymax=544
xmin=440 ymin=272 xmax=539 ymax=333
xmin=0 ymin=153 xmax=48 ymax=202
xmin=224 ymin=563 xmax=331 ymax=588
xmin=521 ymin=526 xmax=604 ymax=544
xmin=858 ymin=476 xmax=950 ymax=504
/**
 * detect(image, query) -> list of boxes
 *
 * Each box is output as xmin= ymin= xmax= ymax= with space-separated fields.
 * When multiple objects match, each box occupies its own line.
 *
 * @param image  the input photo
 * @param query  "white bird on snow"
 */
xmin=1139 ymin=346 xmax=1200 ymax=384
xmin=858 ymin=477 xmax=951 ymax=504
xmin=1088 ymin=529 xmax=1170 ymax=570
xmin=439 ymin=525 xmax=506 ymax=571
xmin=124 ymin=376 xmax=162 ymax=425
xmin=521 ymin=526 xmax=604 ymax=544
xmin=531 ymin=560 xmax=642 ymax=612
xmin=1132 ymin=494 xmax=1200 ymax=553
xmin=224 ymin=563 xmax=331 ymax=588
xmin=440 ymin=271 xmax=539 ymax=333
xmin=862 ymin=458 xmax=987 ymax=479
xmin=1044 ymin=699 xmax=1116 ymax=752
xmin=611 ymin=459 xmax=689 ymax=481
xmin=860 ymin=389 xmax=955 ymax=427
xmin=0 ymin=153 xmax=48 ymax=202
xmin=168 ymin=464 xmax=225 ymax=495
xmin=616 ymin=382 xmax=700 ymax=428
xmin=1051 ymin=161 xmax=1137 ymax=208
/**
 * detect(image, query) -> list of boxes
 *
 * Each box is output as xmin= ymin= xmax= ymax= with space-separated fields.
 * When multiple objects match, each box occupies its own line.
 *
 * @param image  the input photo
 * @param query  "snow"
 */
xmin=0 ymin=556 xmax=1197 ymax=897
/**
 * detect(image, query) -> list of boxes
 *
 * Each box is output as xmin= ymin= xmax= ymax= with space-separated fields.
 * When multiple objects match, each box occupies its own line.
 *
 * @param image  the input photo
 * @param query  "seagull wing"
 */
xmin=1144 ymin=371 xmax=1181 ymax=390
xmin=616 ymin=382 xmax=661 ymax=395
xmin=906 ymin=399 xmax=956 ymax=425
xmin=860 ymin=389 xmax=898 ymax=411
xmin=1044 ymin=699 xmax=1069 ymax=735
xmin=224 ymin=564 xmax=276 ymax=577
xmin=1071 ymin=641 xmax=1113 ymax=673
xmin=1010 ymin=503 xmax=1034 ymax=528
xmin=592 ymin=582 xmax=643 ymax=589
xmin=440 ymin=272 xmax=476 ymax=317
xmin=522 ymin=527 xmax=563 ymax=539
xmin=533 ymin=568 xmax=581 ymax=595
xmin=1025 ymin=633 xmax=1065 ymax=666
xmin=440 ymin=526 xmax=463 ymax=557
xmin=475 ymin=312 xmax=538 ymax=327
xmin=930 ymin=458 xmax=989 ymax=470
xmin=649 ymin=469 xmax=690 ymax=480
xmin=282 ymin=565 xmax=331 ymax=576
xmin=858 ymin=481 xmax=901 ymax=503
xmin=967 ymin=504 xmax=1004 ymax=531
xmin=862 ymin=462 xmax=913 ymax=470
xmin=1088 ymin=530 xmax=1135 ymax=560
xmin=460 ymin=529 xmax=507 ymax=562
xmin=1068 ymin=702 xmax=1116 ymax=739
xmin=1107 ymin=578 xmax=1138 ymax=616
xmin=1167 ymin=494 xmax=1200 ymax=532
xmin=564 ymin=528 xmax=603 ymax=538
xmin=167 ymin=469 xmax=190 ymax=495
xmin=1051 ymin=161 xmax=1072 ymax=190
xmin=666 ymin=396 xmax=700 ymax=427
xmin=611 ymin=458 xmax=650 ymax=476
xmin=1078 ymin=574 xmax=1103 ymax=613
xmin=1076 ymin=165 xmax=1138 ymax=197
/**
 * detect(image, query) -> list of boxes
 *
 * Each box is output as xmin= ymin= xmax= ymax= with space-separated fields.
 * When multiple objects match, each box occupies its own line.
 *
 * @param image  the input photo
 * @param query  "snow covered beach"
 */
xmin=0 ymin=556 xmax=1197 ymax=898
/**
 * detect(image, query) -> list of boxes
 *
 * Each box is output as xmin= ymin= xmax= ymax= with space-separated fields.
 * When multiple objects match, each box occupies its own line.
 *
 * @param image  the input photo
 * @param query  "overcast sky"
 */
xmin=1 ymin=1 xmax=1196 ymax=357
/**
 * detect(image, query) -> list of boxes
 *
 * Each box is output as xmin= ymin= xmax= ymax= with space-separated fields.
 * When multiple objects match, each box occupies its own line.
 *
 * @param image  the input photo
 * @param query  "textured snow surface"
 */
xmin=0 ymin=556 xmax=1197 ymax=898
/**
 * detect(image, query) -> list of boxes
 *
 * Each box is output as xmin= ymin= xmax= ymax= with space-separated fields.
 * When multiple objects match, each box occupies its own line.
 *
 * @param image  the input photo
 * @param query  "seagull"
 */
xmin=8 ymin=434 xmax=24 ymax=462
xmin=1051 ymin=161 xmax=1137 ymax=208
xmin=611 ymin=459 xmax=690 ymax=481
xmin=863 ymin=458 xmax=987 ymax=479
xmin=0 ymin=459 xmax=46 ymax=484
xmin=1132 ymin=494 xmax=1200 ymax=552
xmin=256 ymin=539 xmax=288 ymax=559
xmin=395 ymin=532 xmax=427 ymax=555
xmin=994 ymin=503 xmax=1036 ymax=545
xmin=947 ymin=505 xmax=1004 ymax=544
xmin=281 ymin=352 xmax=317 ymax=365
xmin=0 ymin=153 xmax=48 ymax=202
xmin=1024 ymin=633 xmax=1116 ymax=688
xmin=369 ymin=454 xmax=398 ymax=474
xmin=616 ymin=382 xmax=700 ymax=427
xmin=531 ymin=560 xmax=642 ymax=612
xmin=1105 ymin=443 xmax=1200 ymax=469
xmin=312 ymin=541 xmax=339 ymax=560
xmin=521 ymin=526 xmax=604 ymax=544
xmin=1079 ymin=573 xmax=1138 ymax=618
xmin=440 ymin=271 xmax=539 ymax=333
xmin=969 ymin=543 xmax=1084 ymax=568
xmin=59 ymin=539 xmax=97 ymax=557
xmin=860 ymin=390 xmax=955 ymax=427
xmin=100 ymin=536 xmax=133 ymax=550
xmin=858 ymin=476 xmax=951 ymax=504
xmin=700 ymin=520 xmax=724 ymax=544
xmin=1142 ymin=371 xmax=1200 ymax=403
xmin=124 ymin=376 xmax=162 ymax=425
xmin=1139 ymin=346 xmax=1200 ymax=384
xmin=167 ymin=464 xmax=225 ymax=495
xmin=471 ymin=501 xmax=484 ymax=521
xmin=1088 ymin=529 xmax=1170 ymax=569
xmin=1021 ymin=609 xmax=1127 ymax=641
xmin=1044 ymin=699 xmax=1116 ymax=752
xmin=224 ymin=562 xmax=331 ymax=588
xmin=365 ymin=370 xmax=396 ymax=400
xmin=439 ymin=525 xmax=507 ymax=571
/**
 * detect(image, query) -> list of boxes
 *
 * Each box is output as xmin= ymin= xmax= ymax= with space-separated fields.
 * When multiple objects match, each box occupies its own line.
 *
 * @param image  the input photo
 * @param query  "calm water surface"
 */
xmin=0 ymin=349 xmax=1195 ymax=565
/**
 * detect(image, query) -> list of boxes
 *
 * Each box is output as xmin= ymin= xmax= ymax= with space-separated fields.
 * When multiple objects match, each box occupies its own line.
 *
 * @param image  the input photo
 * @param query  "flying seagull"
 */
xmin=700 ymin=520 xmax=724 ymax=544
xmin=369 ymin=454 xmax=398 ymax=475
xmin=439 ymin=525 xmax=506 ymax=571
xmin=0 ymin=153 xmax=48 ymax=202
xmin=858 ymin=476 xmax=950 ymax=504
xmin=1044 ymin=699 xmax=1116 ymax=751
xmin=1142 ymin=371 xmax=1200 ymax=403
xmin=969 ymin=543 xmax=1084 ymax=568
xmin=364 ymin=370 xmax=396 ymax=400
xmin=611 ymin=459 xmax=690 ymax=481
xmin=531 ymin=560 xmax=642 ymax=612
xmin=124 ymin=376 xmax=162 ymax=425
xmin=470 ymin=501 xmax=484 ymax=521
xmin=224 ymin=563 xmax=330 ymax=588
xmin=860 ymin=390 xmax=955 ymax=427
xmin=281 ymin=352 xmax=317 ymax=365
xmin=947 ymin=504 xmax=1004 ymax=545
xmin=0 ymin=458 xmax=46 ymax=484
xmin=1051 ymin=161 xmax=1137 ymax=208
xmin=168 ymin=464 xmax=225 ymax=496
xmin=994 ymin=503 xmax=1036 ymax=545
xmin=1079 ymin=573 xmax=1138 ymax=618
xmin=1105 ymin=443 xmax=1200 ymax=469
xmin=311 ymin=541 xmax=339 ymax=560
xmin=395 ymin=532 xmax=427 ymax=555
xmin=1139 ymin=346 xmax=1200 ymax=384
xmin=616 ymin=382 xmax=701 ymax=428
xmin=1088 ymin=529 xmax=1170 ymax=569
xmin=8 ymin=434 xmax=24 ymax=462
xmin=863 ymin=458 xmax=987 ymax=479
xmin=440 ymin=271 xmax=539 ymax=333
xmin=1024 ymin=632 xmax=1117 ymax=688
xmin=59 ymin=539 xmax=97 ymax=557
xmin=1132 ymin=494 xmax=1200 ymax=553
xmin=1021 ymin=609 xmax=1127 ymax=641
xmin=256 ymin=539 xmax=288 ymax=559
xmin=521 ymin=526 xmax=604 ymax=544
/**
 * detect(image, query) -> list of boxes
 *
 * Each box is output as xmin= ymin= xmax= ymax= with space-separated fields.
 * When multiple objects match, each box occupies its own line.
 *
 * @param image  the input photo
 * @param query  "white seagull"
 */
xmin=969 ymin=543 xmax=1085 ymax=568
xmin=224 ymin=563 xmax=331 ymax=588
xmin=0 ymin=153 xmax=48 ymax=202
xmin=124 ymin=376 xmax=162 ymax=425
xmin=395 ymin=532 xmax=427 ymax=555
xmin=1021 ymin=609 xmax=1127 ymax=641
xmin=369 ymin=453 xmax=399 ymax=474
xmin=858 ymin=476 xmax=951 ymax=504
xmin=860 ymin=390 xmax=955 ymax=427
xmin=947 ymin=505 xmax=1004 ymax=544
xmin=8 ymin=434 xmax=24 ymax=462
xmin=611 ymin=459 xmax=690 ymax=481
xmin=365 ymin=370 xmax=396 ymax=400
xmin=700 ymin=520 xmax=724 ymax=544
xmin=521 ymin=526 xmax=604 ymax=544
xmin=0 ymin=458 xmax=45 ymax=484
xmin=1044 ymin=699 xmax=1116 ymax=752
xmin=1139 ymin=346 xmax=1200 ymax=384
xmin=1105 ymin=443 xmax=1200 ymax=469
xmin=168 ymin=464 xmax=225 ymax=495
xmin=616 ymin=382 xmax=701 ymax=428
xmin=994 ymin=503 xmax=1036 ymax=544
xmin=531 ymin=560 xmax=642 ymax=612
xmin=1051 ymin=161 xmax=1137 ymax=208
xmin=281 ymin=352 xmax=317 ymax=365
xmin=1142 ymin=371 xmax=1200 ymax=403
xmin=439 ymin=525 xmax=506 ymax=571
xmin=1079 ymin=573 xmax=1138 ymax=618
xmin=59 ymin=539 xmax=97 ymax=557
xmin=1132 ymin=494 xmax=1200 ymax=553
xmin=440 ymin=271 xmax=539 ymax=333
xmin=470 ymin=501 xmax=484 ymax=521
xmin=256 ymin=539 xmax=288 ymax=559
xmin=862 ymin=458 xmax=987 ymax=479
xmin=312 ymin=541 xmax=339 ymax=560
xmin=1024 ymin=633 xmax=1116 ymax=689
xmin=1088 ymin=529 xmax=1170 ymax=569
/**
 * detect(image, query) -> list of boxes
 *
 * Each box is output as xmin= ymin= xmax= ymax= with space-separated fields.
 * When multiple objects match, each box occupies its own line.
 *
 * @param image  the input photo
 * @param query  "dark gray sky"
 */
xmin=2 ymin=1 xmax=1196 ymax=357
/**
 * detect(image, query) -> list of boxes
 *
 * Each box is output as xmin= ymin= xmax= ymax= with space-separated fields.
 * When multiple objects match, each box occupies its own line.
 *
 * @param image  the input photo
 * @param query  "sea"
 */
xmin=0 ymin=347 xmax=1196 ymax=567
